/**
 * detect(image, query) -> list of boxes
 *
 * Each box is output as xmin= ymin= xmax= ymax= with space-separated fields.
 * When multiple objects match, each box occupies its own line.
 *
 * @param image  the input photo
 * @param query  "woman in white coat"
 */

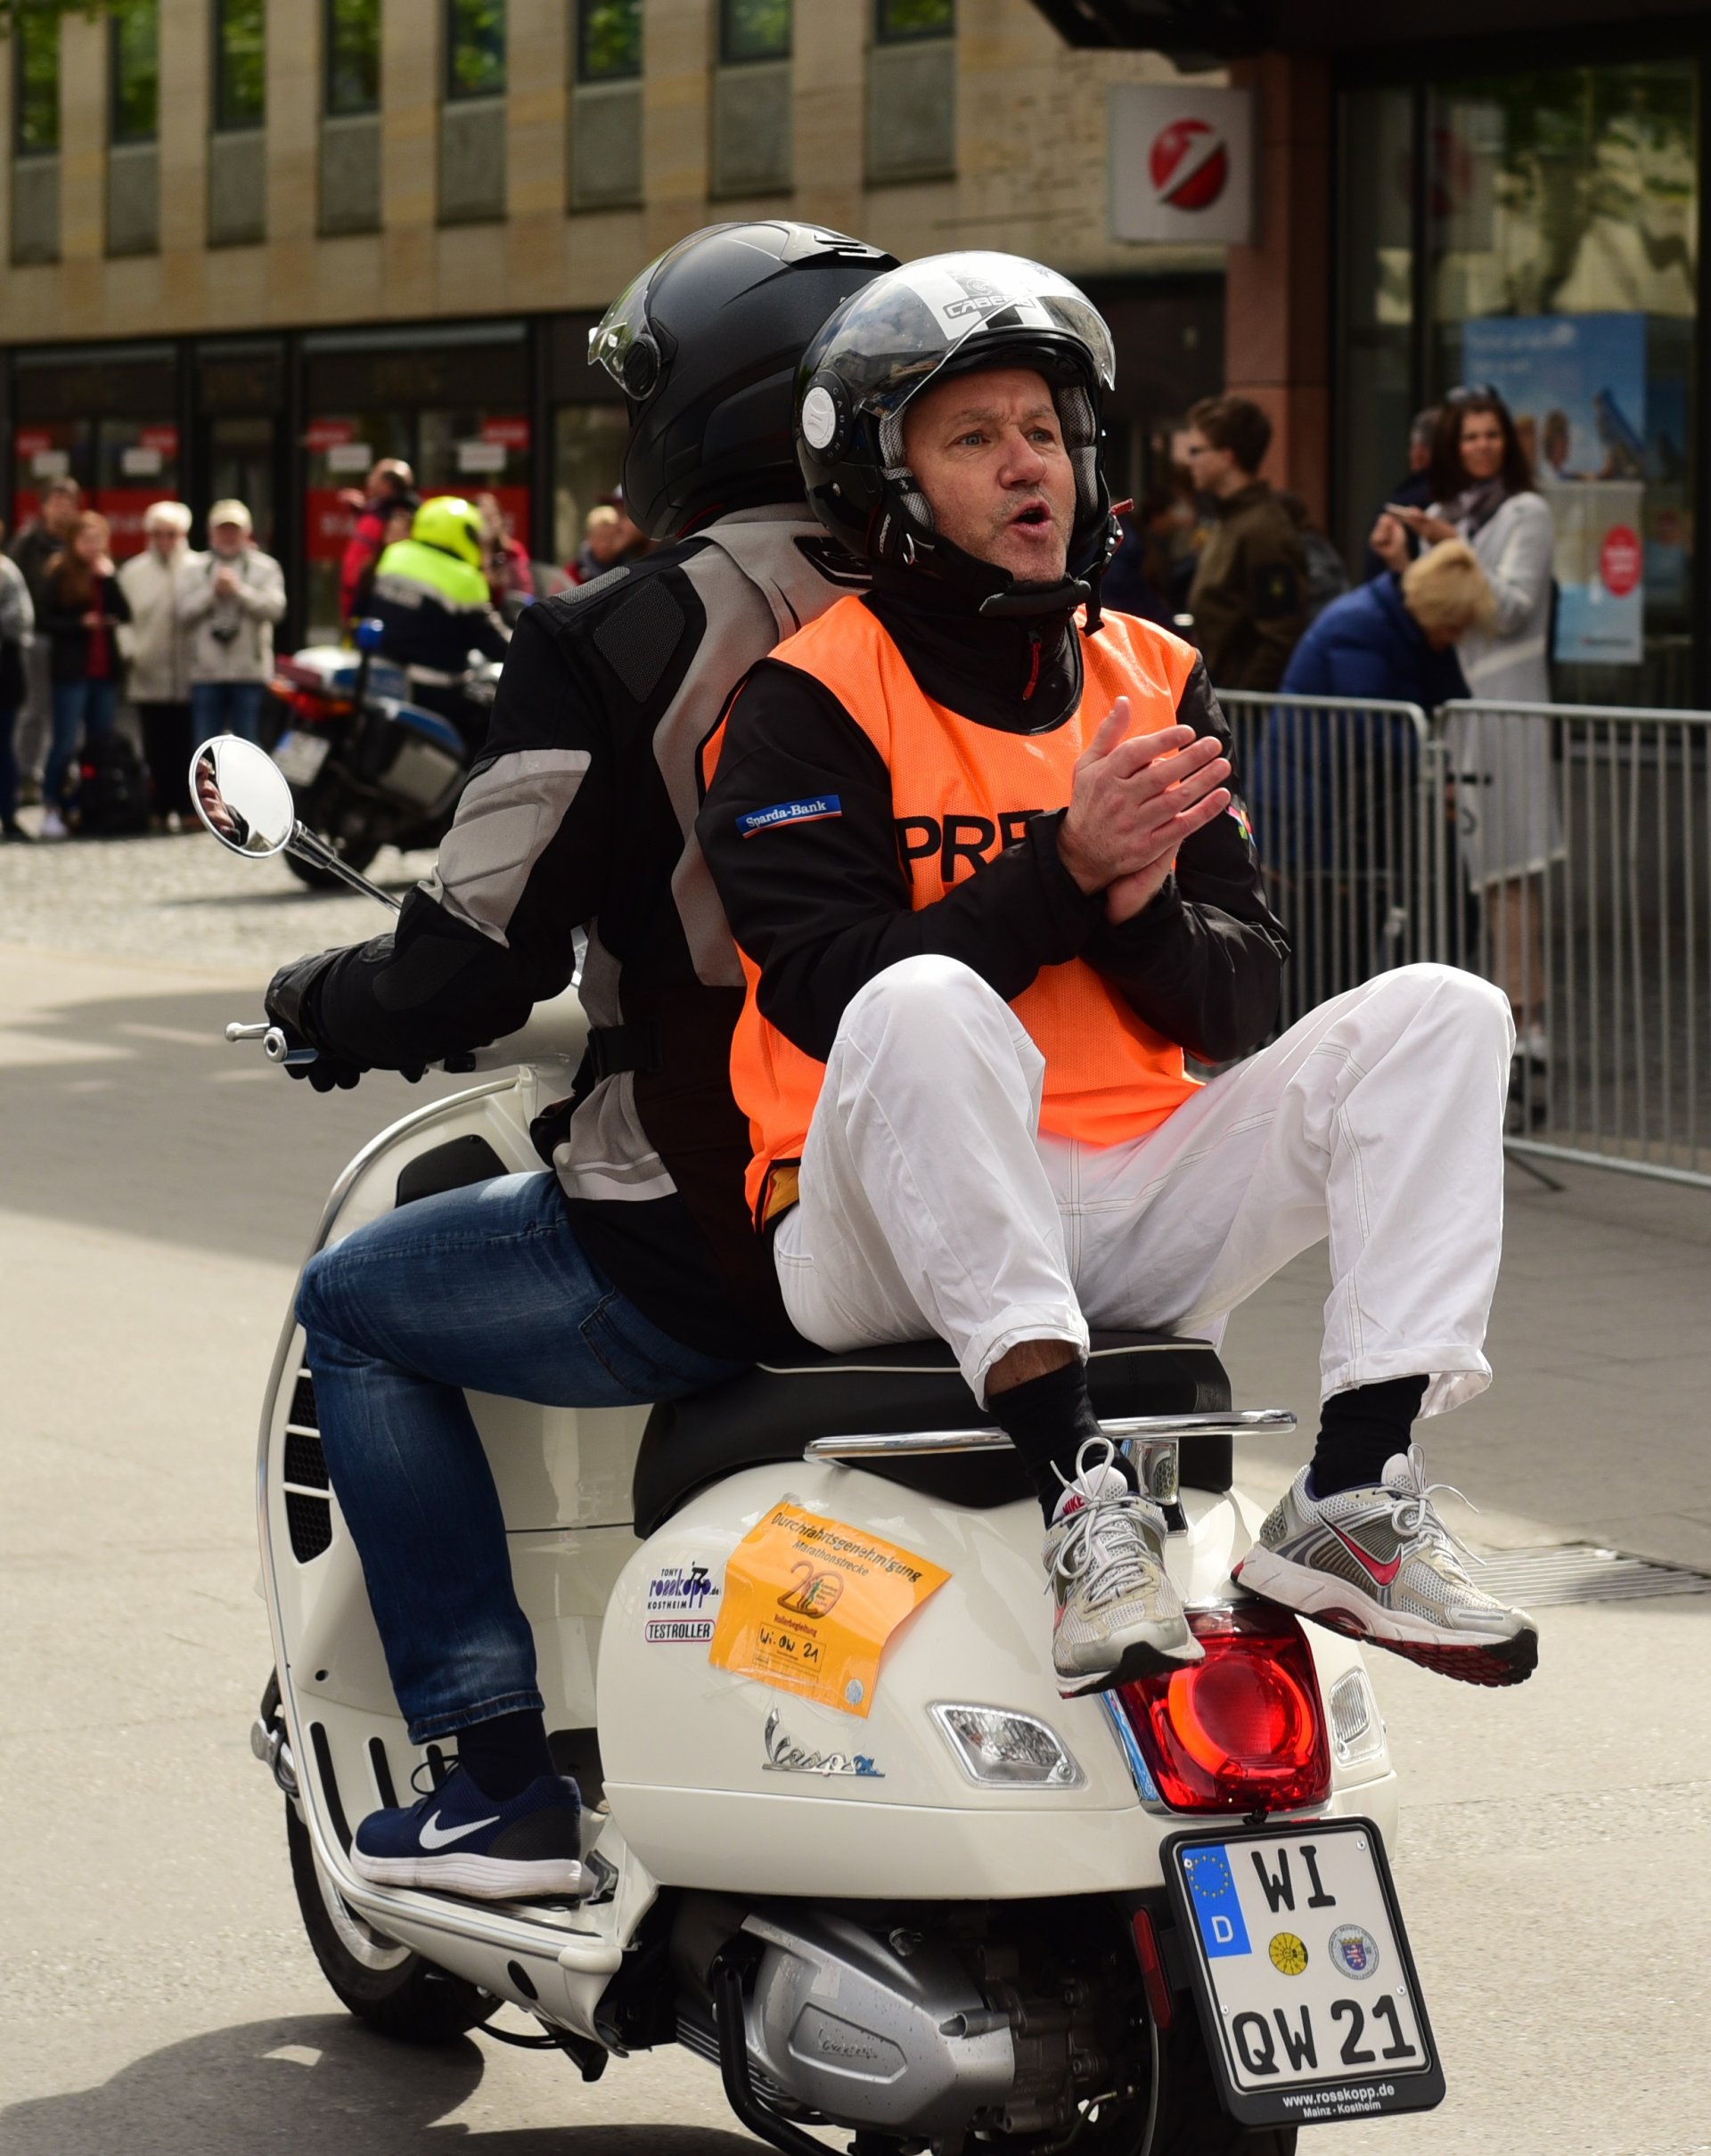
xmin=1371 ymin=388 xmax=1558 ymax=1059
xmin=117 ymin=501 xmax=195 ymax=827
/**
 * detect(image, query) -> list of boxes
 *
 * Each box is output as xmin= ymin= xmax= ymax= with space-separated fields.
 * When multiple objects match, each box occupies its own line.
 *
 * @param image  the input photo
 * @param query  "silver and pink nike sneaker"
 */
xmin=1044 ymin=1438 xmax=1203 ymax=1696
xmin=1234 ymin=1445 xmax=1538 ymax=1687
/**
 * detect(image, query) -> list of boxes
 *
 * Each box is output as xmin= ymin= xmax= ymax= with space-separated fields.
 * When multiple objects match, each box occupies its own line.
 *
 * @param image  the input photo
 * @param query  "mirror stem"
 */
xmin=287 ymin=823 xmax=404 ymax=911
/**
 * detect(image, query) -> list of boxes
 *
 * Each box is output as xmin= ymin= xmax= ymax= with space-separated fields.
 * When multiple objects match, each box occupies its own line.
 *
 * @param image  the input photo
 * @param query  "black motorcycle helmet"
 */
xmin=590 ymin=222 xmax=898 ymax=543
xmin=793 ymin=251 xmax=1120 ymax=621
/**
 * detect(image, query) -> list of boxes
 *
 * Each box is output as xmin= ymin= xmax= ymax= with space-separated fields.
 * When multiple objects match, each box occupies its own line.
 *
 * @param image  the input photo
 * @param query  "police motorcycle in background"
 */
xmin=201 ymin=740 xmax=1445 ymax=2153
xmin=265 ymin=618 xmax=496 ymax=892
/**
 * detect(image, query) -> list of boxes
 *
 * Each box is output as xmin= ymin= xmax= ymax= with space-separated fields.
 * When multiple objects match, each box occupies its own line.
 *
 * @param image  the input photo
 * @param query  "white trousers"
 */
xmin=774 ymin=960 xmax=1514 ymax=1417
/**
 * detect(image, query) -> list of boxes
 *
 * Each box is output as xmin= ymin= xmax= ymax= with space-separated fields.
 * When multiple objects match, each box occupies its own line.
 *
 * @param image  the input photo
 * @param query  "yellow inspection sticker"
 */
xmin=708 ymin=1503 xmax=950 ymax=1718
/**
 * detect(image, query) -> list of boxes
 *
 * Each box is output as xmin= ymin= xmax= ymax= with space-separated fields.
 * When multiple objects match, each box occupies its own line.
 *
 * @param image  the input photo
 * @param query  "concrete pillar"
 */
xmin=1224 ymin=53 xmax=1331 ymax=527
xmin=59 ymin=12 xmax=105 ymax=266
xmin=268 ymin=0 xmax=319 ymax=246
xmin=643 ymin=0 xmax=710 ymax=255
xmin=792 ymin=0 xmax=865 ymax=240
xmin=381 ymin=0 xmax=437 ymax=313
xmin=507 ymin=0 xmax=568 ymax=222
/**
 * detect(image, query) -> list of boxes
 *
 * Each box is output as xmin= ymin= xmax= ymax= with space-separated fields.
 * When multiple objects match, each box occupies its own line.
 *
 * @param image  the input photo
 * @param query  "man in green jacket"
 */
xmin=1183 ymin=395 xmax=1308 ymax=693
xmin=368 ymin=494 xmax=510 ymax=746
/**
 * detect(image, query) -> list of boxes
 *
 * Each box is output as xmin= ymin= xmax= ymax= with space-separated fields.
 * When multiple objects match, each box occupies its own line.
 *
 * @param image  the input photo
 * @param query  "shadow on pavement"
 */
xmin=0 ymin=2016 xmax=757 ymax=2156
xmin=0 ymin=983 xmax=468 ymax=1266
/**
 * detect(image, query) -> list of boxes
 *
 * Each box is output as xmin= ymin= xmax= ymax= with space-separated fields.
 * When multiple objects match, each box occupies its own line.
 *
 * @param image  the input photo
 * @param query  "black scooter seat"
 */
xmin=632 ymin=1332 xmax=1233 ymax=1535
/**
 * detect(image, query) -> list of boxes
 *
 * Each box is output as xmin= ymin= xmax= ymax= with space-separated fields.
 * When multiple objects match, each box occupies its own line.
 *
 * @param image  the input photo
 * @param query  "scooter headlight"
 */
xmin=930 ymin=1703 xmax=1085 ymax=1789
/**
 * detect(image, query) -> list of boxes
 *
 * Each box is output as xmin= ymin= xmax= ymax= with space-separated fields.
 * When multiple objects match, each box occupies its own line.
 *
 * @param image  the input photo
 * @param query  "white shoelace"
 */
xmin=1386 ymin=1442 xmax=1483 ymax=1572
xmin=1051 ymin=1436 xmax=1162 ymax=1605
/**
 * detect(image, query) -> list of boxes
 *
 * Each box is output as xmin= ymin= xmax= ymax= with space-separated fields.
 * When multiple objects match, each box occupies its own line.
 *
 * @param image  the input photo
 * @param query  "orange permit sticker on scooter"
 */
xmin=708 ymin=1503 xmax=949 ymax=1719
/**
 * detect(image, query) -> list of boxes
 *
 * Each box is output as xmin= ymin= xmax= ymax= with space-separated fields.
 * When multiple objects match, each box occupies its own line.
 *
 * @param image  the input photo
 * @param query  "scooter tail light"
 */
xmin=1112 ymin=1602 xmax=1331 ymax=1813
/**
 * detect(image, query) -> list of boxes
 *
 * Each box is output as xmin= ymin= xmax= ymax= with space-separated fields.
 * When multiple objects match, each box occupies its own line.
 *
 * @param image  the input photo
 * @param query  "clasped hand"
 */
xmin=1057 ymin=697 xmax=1232 ymax=923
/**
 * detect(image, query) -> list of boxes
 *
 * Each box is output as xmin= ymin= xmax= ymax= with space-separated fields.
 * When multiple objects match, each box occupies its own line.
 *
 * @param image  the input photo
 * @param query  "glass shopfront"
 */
xmin=10 ymin=345 xmax=181 ymax=557
xmin=1339 ymin=53 xmax=1701 ymax=705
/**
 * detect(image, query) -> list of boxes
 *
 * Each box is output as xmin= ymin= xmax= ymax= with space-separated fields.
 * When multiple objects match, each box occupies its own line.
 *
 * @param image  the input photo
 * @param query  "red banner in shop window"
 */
xmin=307 ymin=488 xmax=360 ymax=562
xmin=305 ymin=420 xmax=356 ymax=453
xmin=480 ymin=416 xmax=530 ymax=449
xmin=96 ymin=490 xmax=166 ymax=558
xmin=137 ymin=424 xmax=180 ymax=457
xmin=14 ymin=429 xmax=54 ymax=461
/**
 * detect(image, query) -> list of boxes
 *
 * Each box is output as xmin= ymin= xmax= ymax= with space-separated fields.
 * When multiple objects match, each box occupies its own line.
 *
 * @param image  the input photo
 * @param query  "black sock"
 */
xmin=454 ymin=1708 xmax=555 ymax=1802
xmin=1310 ymin=1377 xmax=1429 ymax=1499
xmin=987 ymin=1359 xmax=1134 ymax=1523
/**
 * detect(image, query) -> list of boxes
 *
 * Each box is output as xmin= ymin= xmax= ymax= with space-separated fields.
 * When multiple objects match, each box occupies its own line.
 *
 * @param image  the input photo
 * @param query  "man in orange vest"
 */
xmin=700 ymin=254 xmax=1535 ymax=1702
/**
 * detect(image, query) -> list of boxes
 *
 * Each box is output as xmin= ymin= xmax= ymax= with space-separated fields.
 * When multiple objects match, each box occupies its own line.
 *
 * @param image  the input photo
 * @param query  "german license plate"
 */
xmin=273 ymin=731 xmax=329 ymax=788
xmin=1164 ymin=1818 xmax=1444 ymax=2128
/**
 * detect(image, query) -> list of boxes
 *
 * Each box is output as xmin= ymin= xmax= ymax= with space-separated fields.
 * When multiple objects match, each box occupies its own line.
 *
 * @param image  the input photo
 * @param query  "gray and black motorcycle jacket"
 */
xmin=295 ymin=506 xmax=869 ymax=1355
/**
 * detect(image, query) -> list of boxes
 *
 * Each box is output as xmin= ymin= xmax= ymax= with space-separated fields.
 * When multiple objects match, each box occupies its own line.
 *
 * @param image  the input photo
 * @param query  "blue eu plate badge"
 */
xmin=1180 ymin=1842 xmax=1252 ymax=1958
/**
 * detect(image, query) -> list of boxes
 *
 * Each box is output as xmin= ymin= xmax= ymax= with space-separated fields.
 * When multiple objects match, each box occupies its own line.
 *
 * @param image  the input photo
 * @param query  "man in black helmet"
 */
xmin=254 ymin=223 xmax=896 ymax=1898
xmin=700 ymin=252 xmax=1535 ymax=1704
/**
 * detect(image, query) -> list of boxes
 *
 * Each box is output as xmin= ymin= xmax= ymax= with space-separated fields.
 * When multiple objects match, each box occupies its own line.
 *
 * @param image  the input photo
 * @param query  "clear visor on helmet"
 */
xmin=807 ymin=252 xmax=1117 ymax=421
xmin=589 ymin=257 xmax=662 ymax=387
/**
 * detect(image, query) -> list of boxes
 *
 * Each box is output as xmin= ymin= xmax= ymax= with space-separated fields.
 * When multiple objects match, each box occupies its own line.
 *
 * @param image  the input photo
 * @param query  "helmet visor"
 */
xmin=806 ymin=252 xmax=1117 ymax=421
xmin=589 ymin=257 xmax=663 ymax=391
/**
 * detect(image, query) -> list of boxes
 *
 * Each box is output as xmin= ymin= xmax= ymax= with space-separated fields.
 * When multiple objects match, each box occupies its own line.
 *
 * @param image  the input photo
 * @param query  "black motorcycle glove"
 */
xmin=266 ymin=951 xmax=426 ymax=1091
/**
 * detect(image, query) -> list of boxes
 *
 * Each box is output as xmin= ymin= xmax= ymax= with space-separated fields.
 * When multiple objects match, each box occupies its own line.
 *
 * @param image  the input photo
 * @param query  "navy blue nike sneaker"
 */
xmin=350 ymin=1762 xmax=585 ymax=1899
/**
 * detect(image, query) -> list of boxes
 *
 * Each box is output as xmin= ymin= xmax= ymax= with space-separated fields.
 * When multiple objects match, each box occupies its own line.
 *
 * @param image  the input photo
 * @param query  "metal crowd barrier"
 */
xmin=1433 ymin=698 xmax=1711 ymax=1189
xmin=1213 ymin=686 xmax=1711 ymax=1191
xmin=1216 ymin=689 xmax=1435 ymax=1032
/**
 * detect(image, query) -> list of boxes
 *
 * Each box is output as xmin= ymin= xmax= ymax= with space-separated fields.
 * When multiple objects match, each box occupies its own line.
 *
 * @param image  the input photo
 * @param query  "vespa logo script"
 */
xmin=762 ymin=1707 xmax=883 ymax=1779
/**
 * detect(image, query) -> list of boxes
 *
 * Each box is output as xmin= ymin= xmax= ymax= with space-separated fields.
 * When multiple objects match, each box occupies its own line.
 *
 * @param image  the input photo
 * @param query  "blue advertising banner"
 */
xmin=1461 ymin=314 xmax=1646 ymax=666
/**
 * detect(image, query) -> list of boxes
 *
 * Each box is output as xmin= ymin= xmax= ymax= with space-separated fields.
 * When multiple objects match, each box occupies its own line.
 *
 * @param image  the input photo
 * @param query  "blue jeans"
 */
xmin=296 ymin=1172 xmax=745 ymax=1744
xmin=45 ymin=677 xmax=118 ymax=805
xmin=190 ymin=678 xmax=265 ymax=744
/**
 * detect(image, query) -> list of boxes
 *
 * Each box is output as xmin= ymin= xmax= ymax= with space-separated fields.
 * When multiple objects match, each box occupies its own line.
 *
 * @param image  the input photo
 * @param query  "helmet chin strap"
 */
xmin=882 ymin=510 xmax=1115 ymax=632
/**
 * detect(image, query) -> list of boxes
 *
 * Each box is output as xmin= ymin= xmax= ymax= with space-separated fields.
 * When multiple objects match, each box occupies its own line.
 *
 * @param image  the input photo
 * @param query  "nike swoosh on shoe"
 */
xmin=1326 ymin=1523 xmax=1404 ymax=1588
xmin=419 ymin=1809 xmax=501 ymax=1850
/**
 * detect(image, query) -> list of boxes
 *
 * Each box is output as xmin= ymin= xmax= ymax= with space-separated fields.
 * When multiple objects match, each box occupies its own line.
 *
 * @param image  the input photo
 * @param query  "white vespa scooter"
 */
xmin=198 ymin=737 xmax=1445 ymax=2154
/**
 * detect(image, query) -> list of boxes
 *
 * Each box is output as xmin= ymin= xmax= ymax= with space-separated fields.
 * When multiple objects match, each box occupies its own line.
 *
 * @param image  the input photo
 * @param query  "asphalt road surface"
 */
xmin=4 ymin=835 xmax=1709 ymax=2155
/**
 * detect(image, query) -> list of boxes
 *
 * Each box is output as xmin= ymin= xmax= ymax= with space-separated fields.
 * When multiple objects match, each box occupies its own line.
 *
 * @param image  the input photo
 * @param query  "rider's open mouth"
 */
xmin=1011 ymin=503 xmax=1053 ymax=531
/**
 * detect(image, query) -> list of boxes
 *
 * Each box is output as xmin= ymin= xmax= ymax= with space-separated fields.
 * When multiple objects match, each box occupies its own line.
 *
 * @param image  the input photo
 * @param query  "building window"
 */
xmin=111 ymin=2 xmax=160 ymax=144
xmin=721 ymin=0 xmax=790 ymax=66
xmin=214 ymin=0 xmax=266 ymax=132
xmin=326 ymin=0 xmax=381 ymax=117
xmin=874 ymin=0 xmax=954 ymax=41
xmin=14 ymin=12 xmax=60 ymax=156
xmin=446 ymin=0 xmax=505 ymax=100
xmin=577 ymin=0 xmax=642 ymax=82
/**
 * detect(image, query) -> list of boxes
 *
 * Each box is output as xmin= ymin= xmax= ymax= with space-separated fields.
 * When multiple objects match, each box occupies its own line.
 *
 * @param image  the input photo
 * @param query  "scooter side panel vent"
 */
xmin=1473 ymin=1542 xmax=1711 ymax=1607
xmin=286 ymin=1490 xmax=334 ymax=1562
xmin=284 ymin=1428 xmax=329 ymax=1490
xmin=282 ymin=1362 xmax=333 ymax=1561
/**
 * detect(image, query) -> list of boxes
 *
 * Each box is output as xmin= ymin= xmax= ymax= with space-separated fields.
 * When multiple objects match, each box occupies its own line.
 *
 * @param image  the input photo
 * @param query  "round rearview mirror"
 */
xmin=190 ymin=736 xmax=297 ymax=858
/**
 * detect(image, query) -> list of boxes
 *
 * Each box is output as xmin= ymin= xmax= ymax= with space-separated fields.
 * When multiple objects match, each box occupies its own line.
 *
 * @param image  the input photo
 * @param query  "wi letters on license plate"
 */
xmin=272 ymin=731 xmax=329 ymax=788
xmin=1164 ymin=1818 xmax=1445 ymax=2128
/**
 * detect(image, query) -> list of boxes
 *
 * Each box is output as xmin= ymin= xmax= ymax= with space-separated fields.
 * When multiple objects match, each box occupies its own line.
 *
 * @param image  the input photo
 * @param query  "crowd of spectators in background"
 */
xmin=2 ymin=477 xmax=282 ymax=842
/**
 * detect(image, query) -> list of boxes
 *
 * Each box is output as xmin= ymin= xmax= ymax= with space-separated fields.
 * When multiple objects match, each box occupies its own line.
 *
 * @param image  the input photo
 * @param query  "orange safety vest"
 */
xmin=708 ymin=596 xmax=1206 ymax=1223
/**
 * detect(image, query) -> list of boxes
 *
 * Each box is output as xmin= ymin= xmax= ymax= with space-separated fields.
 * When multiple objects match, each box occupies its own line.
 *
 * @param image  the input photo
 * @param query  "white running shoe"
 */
xmin=1234 ymin=1445 xmax=1537 ymax=1686
xmin=38 ymin=806 xmax=68 ymax=841
xmin=1044 ymin=1437 xmax=1201 ymax=1697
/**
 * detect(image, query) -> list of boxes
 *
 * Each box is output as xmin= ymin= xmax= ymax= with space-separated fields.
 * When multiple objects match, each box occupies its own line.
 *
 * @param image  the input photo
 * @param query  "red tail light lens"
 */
xmin=1114 ymin=1602 xmax=1330 ymax=1812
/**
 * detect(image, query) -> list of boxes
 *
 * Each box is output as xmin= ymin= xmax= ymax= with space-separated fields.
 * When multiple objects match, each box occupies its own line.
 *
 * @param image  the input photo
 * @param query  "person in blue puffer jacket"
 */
xmin=1252 ymin=540 xmax=1494 ymax=1002
xmin=1256 ymin=540 xmax=1492 ymax=863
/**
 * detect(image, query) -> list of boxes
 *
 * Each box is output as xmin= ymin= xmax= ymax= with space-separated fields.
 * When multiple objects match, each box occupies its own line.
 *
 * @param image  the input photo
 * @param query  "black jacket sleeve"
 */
xmin=299 ymin=596 xmax=618 ymax=1067
xmin=699 ymin=661 xmax=1106 ymax=1063
xmin=1081 ymin=659 xmax=1289 ymax=1064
